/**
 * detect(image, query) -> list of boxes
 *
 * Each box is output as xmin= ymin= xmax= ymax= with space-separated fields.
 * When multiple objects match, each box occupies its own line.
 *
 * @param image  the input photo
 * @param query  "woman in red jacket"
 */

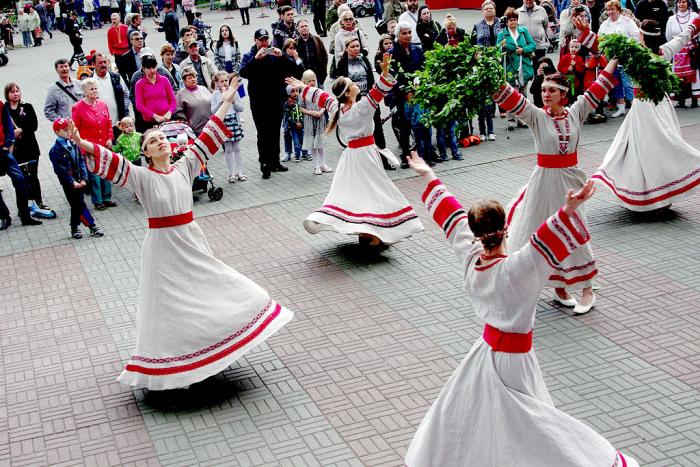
xmin=71 ymin=77 xmax=116 ymax=210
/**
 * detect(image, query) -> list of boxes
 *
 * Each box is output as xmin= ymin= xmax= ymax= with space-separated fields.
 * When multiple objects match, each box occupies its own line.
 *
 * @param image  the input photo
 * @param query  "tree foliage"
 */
xmin=599 ymin=33 xmax=680 ymax=104
xmin=411 ymin=41 xmax=504 ymax=130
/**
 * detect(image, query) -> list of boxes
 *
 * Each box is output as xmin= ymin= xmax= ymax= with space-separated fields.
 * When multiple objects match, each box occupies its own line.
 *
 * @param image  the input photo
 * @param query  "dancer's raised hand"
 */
xmin=563 ymin=179 xmax=596 ymax=216
xmin=285 ymin=76 xmax=305 ymax=91
xmin=407 ymin=151 xmax=437 ymax=181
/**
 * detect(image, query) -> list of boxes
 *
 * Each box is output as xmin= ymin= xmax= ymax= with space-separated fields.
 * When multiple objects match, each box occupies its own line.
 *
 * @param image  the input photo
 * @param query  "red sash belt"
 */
xmin=348 ymin=135 xmax=375 ymax=149
xmin=483 ymin=324 xmax=533 ymax=353
xmin=148 ymin=211 xmax=194 ymax=229
xmin=537 ymin=152 xmax=578 ymax=168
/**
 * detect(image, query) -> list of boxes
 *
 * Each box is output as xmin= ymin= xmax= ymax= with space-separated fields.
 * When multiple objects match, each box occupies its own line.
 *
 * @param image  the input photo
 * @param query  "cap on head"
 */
xmin=139 ymin=47 xmax=155 ymax=59
xmin=53 ymin=118 xmax=70 ymax=133
xmin=254 ymin=28 xmax=270 ymax=40
xmin=185 ymin=38 xmax=198 ymax=48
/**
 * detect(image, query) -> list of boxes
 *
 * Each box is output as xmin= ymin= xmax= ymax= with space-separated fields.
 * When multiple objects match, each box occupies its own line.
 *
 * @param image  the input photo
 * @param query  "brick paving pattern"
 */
xmin=1 ymin=7 xmax=700 ymax=466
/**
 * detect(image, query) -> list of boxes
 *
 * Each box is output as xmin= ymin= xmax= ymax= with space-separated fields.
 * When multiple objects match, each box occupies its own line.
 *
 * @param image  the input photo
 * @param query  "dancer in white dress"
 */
xmin=286 ymin=54 xmax=423 ymax=247
xmin=494 ymin=57 xmax=618 ymax=314
xmin=403 ymin=154 xmax=640 ymax=467
xmin=68 ymin=79 xmax=293 ymax=390
xmin=580 ymin=16 xmax=700 ymax=211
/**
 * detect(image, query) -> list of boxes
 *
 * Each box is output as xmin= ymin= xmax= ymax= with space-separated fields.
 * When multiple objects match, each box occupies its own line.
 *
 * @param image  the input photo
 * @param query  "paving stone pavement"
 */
xmin=2 ymin=7 xmax=700 ymax=467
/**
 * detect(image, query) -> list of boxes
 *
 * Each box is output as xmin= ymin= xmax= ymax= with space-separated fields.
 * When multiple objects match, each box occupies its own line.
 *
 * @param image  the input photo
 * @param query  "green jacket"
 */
xmin=496 ymin=27 xmax=536 ymax=87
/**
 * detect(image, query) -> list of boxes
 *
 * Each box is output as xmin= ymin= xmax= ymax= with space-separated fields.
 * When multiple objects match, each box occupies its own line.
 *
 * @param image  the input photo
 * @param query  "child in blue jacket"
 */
xmin=48 ymin=118 xmax=104 ymax=239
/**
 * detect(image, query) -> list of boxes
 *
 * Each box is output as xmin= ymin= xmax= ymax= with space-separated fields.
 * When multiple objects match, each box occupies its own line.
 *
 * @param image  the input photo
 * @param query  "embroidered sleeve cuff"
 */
xmin=423 ymin=179 xmax=469 ymax=240
xmin=530 ymin=207 xmax=590 ymax=268
xmin=493 ymin=84 xmax=526 ymax=115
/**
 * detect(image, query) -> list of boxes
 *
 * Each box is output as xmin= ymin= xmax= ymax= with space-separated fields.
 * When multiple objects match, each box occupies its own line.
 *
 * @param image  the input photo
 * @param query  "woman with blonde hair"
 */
xmin=67 ymin=79 xmax=293 ymax=390
xmin=286 ymin=54 xmax=423 ymax=248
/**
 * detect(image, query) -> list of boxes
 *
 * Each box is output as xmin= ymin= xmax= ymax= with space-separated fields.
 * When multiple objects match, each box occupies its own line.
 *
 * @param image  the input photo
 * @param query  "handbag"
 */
xmin=33 ymin=27 xmax=42 ymax=38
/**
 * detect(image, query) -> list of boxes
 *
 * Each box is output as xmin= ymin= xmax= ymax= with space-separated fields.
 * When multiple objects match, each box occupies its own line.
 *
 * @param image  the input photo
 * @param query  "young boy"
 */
xmin=48 ymin=118 xmax=104 ymax=239
xmin=282 ymin=85 xmax=309 ymax=162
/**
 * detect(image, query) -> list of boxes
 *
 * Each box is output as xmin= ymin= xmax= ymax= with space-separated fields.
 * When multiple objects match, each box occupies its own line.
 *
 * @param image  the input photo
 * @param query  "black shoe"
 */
xmin=21 ymin=217 xmax=42 ymax=226
xmin=103 ymin=200 xmax=118 ymax=208
xmin=428 ymin=161 xmax=436 ymax=167
xmin=71 ymin=227 xmax=83 ymax=239
xmin=262 ymin=171 xmax=271 ymax=179
xmin=383 ymin=164 xmax=396 ymax=170
xmin=0 ymin=217 xmax=10 ymax=231
xmin=273 ymin=164 xmax=289 ymax=172
xmin=692 ymin=98 xmax=698 ymax=108
xmin=89 ymin=225 xmax=104 ymax=237
xmin=400 ymin=162 xmax=409 ymax=169
xmin=95 ymin=203 xmax=107 ymax=210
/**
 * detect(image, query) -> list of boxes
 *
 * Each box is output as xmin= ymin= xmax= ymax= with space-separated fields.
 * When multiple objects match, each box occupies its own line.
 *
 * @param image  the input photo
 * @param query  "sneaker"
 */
xmin=479 ymin=134 xmax=486 ymax=142
xmin=37 ymin=202 xmax=51 ymax=210
xmin=321 ymin=164 xmax=333 ymax=173
xmin=228 ymin=175 xmax=237 ymax=183
xmin=236 ymin=172 xmax=247 ymax=181
xmin=294 ymin=156 xmax=301 ymax=162
xmin=71 ymin=227 xmax=83 ymax=239
xmin=313 ymin=167 xmax=322 ymax=175
xmin=488 ymin=134 xmax=496 ymax=141
xmin=302 ymin=153 xmax=313 ymax=161
xmin=439 ymin=154 xmax=449 ymax=162
xmin=89 ymin=225 xmax=104 ymax=237
xmin=452 ymin=153 xmax=463 ymax=161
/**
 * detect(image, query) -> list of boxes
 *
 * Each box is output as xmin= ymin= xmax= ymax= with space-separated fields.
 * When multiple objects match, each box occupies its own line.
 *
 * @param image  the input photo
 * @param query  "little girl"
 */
xmin=113 ymin=116 xmax=143 ymax=201
xmin=299 ymin=70 xmax=332 ymax=175
xmin=211 ymin=71 xmax=246 ymax=182
xmin=113 ymin=117 xmax=143 ymax=165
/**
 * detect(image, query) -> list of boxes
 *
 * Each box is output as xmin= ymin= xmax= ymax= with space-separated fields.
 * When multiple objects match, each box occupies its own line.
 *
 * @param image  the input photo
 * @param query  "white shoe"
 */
xmin=488 ymin=133 xmax=496 ymax=141
xmin=321 ymin=164 xmax=333 ymax=173
xmin=313 ymin=167 xmax=322 ymax=175
xmin=479 ymin=134 xmax=486 ymax=141
xmin=228 ymin=175 xmax=236 ymax=183
xmin=573 ymin=294 xmax=596 ymax=315
xmin=611 ymin=104 xmax=626 ymax=118
xmin=554 ymin=295 xmax=578 ymax=307
xmin=236 ymin=172 xmax=247 ymax=181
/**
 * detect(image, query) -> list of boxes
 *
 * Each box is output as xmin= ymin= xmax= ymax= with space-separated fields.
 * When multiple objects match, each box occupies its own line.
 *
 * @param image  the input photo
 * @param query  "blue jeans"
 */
xmin=414 ymin=126 xmax=434 ymax=160
xmin=612 ymin=67 xmax=634 ymax=102
xmin=478 ymin=103 xmax=495 ymax=136
xmin=88 ymin=172 xmax=112 ymax=205
xmin=293 ymin=0 xmax=303 ymax=13
xmin=283 ymin=125 xmax=305 ymax=159
xmin=374 ymin=0 xmax=384 ymax=20
xmin=436 ymin=122 xmax=459 ymax=157
xmin=22 ymin=31 xmax=32 ymax=47
xmin=0 ymin=150 xmax=31 ymax=220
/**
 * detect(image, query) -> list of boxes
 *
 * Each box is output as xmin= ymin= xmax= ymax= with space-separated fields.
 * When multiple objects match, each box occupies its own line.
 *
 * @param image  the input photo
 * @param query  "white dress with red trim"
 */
xmin=591 ymin=20 xmax=700 ymax=211
xmin=85 ymin=116 xmax=293 ymax=390
xmin=494 ymin=70 xmax=615 ymax=290
xmin=404 ymin=179 xmax=640 ymax=467
xmin=297 ymin=75 xmax=424 ymax=243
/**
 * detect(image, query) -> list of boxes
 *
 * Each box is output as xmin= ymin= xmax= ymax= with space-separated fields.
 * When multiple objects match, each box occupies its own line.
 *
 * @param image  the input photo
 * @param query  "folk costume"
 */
xmin=404 ymin=179 xmax=640 ymax=467
xmin=587 ymin=19 xmax=700 ymax=210
xmin=299 ymin=74 xmax=424 ymax=243
xmin=85 ymin=115 xmax=293 ymax=390
xmin=494 ymin=69 xmax=616 ymax=290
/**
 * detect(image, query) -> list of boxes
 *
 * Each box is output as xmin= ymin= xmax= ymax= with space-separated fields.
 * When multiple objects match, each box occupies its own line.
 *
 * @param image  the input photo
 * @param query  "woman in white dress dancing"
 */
xmin=494 ymin=56 xmax=618 ymax=314
xmin=286 ymin=54 xmax=424 ymax=248
xmin=403 ymin=153 xmax=640 ymax=467
xmin=68 ymin=77 xmax=293 ymax=390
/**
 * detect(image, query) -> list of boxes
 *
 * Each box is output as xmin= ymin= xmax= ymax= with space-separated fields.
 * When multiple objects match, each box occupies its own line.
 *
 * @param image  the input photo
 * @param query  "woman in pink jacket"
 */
xmin=72 ymin=77 xmax=116 ymax=210
xmin=135 ymin=55 xmax=177 ymax=131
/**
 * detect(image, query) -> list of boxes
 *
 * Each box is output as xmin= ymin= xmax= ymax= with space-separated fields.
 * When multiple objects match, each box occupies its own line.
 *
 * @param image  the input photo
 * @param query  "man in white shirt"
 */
xmin=398 ymin=0 xmax=421 ymax=46
xmin=92 ymin=51 xmax=131 ymax=136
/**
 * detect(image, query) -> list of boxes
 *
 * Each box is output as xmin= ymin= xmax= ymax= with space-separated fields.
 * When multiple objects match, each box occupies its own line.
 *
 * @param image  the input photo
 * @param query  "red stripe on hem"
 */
xmin=592 ymin=172 xmax=700 ymax=206
xmin=549 ymin=269 xmax=597 ymax=285
xmin=322 ymin=204 xmax=414 ymax=219
xmin=124 ymin=304 xmax=282 ymax=376
xmin=507 ymin=187 xmax=527 ymax=226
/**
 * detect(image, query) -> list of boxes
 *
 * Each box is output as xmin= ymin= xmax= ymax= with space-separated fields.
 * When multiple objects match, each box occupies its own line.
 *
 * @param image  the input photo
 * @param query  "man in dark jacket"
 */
xmin=296 ymin=19 xmax=328 ymax=85
xmin=273 ymin=6 xmax=298 ymax=49
xmin=239 ymin=28 xmax=292 ymax=179
xmin=390 ymin=22 xmax=425 ymax=168
xmin=635 ymin=0 xmax=670 ymax=32
xmin=156 ymin=2 xmax=180 ymax=48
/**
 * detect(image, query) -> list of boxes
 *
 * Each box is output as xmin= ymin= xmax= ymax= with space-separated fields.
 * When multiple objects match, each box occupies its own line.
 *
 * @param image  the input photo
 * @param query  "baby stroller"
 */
xmin=159 ymin=120 xmax=224 ymax=202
